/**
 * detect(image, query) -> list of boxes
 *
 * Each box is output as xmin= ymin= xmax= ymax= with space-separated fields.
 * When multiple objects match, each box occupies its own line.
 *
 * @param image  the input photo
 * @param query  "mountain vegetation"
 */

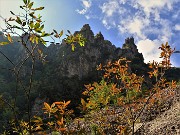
xmin=0 ymin=0 xmax=179 ymax=134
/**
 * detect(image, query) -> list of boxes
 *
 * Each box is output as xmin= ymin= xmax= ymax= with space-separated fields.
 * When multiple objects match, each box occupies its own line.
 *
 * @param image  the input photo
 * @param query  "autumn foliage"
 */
xmin=0 ymin=0 xmax=177 ymax=134
xmin=80 ymin=42 xmax=176 ymax=134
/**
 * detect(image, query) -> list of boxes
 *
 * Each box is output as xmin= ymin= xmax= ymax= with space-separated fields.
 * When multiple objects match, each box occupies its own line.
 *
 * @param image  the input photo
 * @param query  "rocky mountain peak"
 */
xmin=78 ymin=24 xmax=94 ymax=42
xmin=122 ymin=37 xmax=138 ymax=54
xmin=81 ymin=24 xmax=91 ymax=31
xmin=95 ymin=32 xmax=104 ymax=44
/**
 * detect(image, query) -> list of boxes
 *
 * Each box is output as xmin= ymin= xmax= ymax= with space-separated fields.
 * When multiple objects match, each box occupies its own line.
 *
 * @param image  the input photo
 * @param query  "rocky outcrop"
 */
xmin=56 ymin=24 xmax=143 ymax=79
xmin=135 ymin=86 xmax=180 ymax=135
xmin=121 ymin=37 xmax=139 ymax=59
xmin=75 ymin=24 xmax=94 ymax=43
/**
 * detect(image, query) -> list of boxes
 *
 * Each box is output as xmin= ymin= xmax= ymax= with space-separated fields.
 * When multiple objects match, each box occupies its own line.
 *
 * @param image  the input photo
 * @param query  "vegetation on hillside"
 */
xmin=0 ymin=0 xmax=179 ymax=134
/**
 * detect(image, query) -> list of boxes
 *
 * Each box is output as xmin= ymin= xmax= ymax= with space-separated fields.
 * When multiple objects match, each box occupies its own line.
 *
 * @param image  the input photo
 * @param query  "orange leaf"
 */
xmin=54 ymin=102 xmax=64 ymax=105
xmin=57 ymin=120 xmax=63 ymax=126
xmin=64 ymin=100 xmax=71 ymax=107
xmin=59 ymin=128 xmax=66 ymax=132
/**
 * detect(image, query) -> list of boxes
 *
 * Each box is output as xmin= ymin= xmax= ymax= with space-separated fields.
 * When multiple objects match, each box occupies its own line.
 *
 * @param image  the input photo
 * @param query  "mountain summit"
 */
xmin=53 ymin=24 xmax=145 ymax=79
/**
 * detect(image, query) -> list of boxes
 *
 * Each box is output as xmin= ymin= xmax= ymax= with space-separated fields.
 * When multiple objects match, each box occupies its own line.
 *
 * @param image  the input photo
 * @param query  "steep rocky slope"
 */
xmin=135 ymin=86 xmax=180 ymax=135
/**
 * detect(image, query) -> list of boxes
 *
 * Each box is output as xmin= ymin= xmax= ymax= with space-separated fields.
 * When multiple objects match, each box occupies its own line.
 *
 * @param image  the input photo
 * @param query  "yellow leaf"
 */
xmin=59 ymin=30 xmax=63 ymax=37
xmin=0 ymin=42 xmax=9 ymax=45
xmin=44 ymin=102 xmax=51 ymax=112
xmin=35 ymin=126 xmax=43 ymax=131
xmin=35 ymin=36 xmax=39 ymax=44
xmin=51 ymin=103 xmax=55 ymax=108
xmin=71 ymin=44 xmax=75 ymax=51
xmin=38 ymin=49 xmax=42 ymax=55
xmin=7 ymin=34 xmax=12 ymax=43
xmin=81 ymin=98 xmax=86 ymax=111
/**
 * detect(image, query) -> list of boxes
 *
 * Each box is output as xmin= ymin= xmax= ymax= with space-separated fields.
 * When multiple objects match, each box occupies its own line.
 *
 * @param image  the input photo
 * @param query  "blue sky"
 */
xmin=0 ymin=0 xmax=180 ymax=67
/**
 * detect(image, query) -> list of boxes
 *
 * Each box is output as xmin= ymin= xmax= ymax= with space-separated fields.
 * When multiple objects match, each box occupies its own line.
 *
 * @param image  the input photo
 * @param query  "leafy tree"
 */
xmin=0 ymin=0 xmax=85 ymax=134
xmin=0 ymin=0 xmax=177 ymax=135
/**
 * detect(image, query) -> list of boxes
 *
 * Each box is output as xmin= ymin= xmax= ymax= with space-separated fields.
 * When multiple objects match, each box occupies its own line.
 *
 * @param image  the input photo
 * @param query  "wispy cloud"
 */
xmin=132 ymin=0 xmax=177 ymax=17
xmin=174 ymin=24 xmax=180 ymax=31
xmin=76 ymin=0 xmax=180 ymax=65
xmin=100 ymin=0 xmax=119 ymax=17
xmin=76 ymin=0 xmax=91 ymax=15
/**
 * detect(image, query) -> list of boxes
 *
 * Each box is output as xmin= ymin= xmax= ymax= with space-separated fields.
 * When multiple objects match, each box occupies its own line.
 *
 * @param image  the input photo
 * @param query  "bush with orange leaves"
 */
xmin=80 ymin=42 xmax=177 ymax=134
xmin=3 ymin=43 xmax=176 ymax=135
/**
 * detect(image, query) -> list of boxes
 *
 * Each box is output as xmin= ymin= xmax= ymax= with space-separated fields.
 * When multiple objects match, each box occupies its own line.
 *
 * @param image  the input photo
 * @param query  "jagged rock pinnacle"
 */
xmin=122 ymin=37 xmax=138 ymax=54
xmin=79 ymin=24 xmax=94 ymax=42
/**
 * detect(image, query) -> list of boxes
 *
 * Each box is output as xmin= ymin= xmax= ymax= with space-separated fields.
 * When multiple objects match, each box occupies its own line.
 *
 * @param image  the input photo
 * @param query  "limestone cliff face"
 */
xmin=53 ymin=24 xmax=144 ymax=79
xmin=0 ymin=24 xmax=145 ymax=80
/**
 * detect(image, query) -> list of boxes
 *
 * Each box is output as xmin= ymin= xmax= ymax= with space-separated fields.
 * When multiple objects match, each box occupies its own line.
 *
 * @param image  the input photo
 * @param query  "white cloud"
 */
xmin=76 ymin=0 xmax=91 ymax=15
xmin=158 ymin=19 xmax=172 ymax=43
xmin=82 ymin=0 xmax=91 ymax=8
xmin=100 ymin=0 xmax=119 ymax=17
xmin=99 ymin=0 xmax=126 ymax=29
xmin=174 ymin=24 xmax=180 ymax=31
xmin=119 ymin=16 xmax=150 ymax=39
xmin=132 ymin=0 xmax=177 ymax=17
xmin=137 ymin=39 xmax=162 ymax=63
xmin=76 ymin=0 xmax=179 ymax=66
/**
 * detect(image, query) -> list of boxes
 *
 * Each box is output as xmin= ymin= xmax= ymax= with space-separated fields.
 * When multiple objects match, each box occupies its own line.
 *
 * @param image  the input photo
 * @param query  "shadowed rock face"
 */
xmin=0 ymin=24 xmax=145 ymax=80
xmin=56 ymin=24 xmax=144 ymax=79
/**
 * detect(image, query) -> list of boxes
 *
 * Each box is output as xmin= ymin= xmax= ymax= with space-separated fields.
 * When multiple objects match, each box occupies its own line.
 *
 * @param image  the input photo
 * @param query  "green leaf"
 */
xmin=38 ymin=14 xmax=41 ymax=18
xmin=0 ymin=42 xmax=9 ymax=46
xmin=23 ymin=0 xmax=27 ymax=4
xmin=41 ymin=31 xmax=50 ymax=37
xmin=71 ymin=44 xmax=75 ymax=51
xmin=27 ymin=0 xmax=31 ymax=4
xmin=34 ymin=28 xmax=42 ymax=33
xmin=40 ymin=38 xmax=46 ymax=45
xmin=79 ymin=41 xmax=85 ymax=46
xmin=39 ymin=24 xmax=44 ymax=31
xmin=28 ymin=2 xmax=34 ymax=9
xmin=29 ymin=21 xmax=34 ymax=29
xmin=16 ymin=17 xmax=22 ymax=24
xmin=34 ymin=22 xmax=40 ymax=29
